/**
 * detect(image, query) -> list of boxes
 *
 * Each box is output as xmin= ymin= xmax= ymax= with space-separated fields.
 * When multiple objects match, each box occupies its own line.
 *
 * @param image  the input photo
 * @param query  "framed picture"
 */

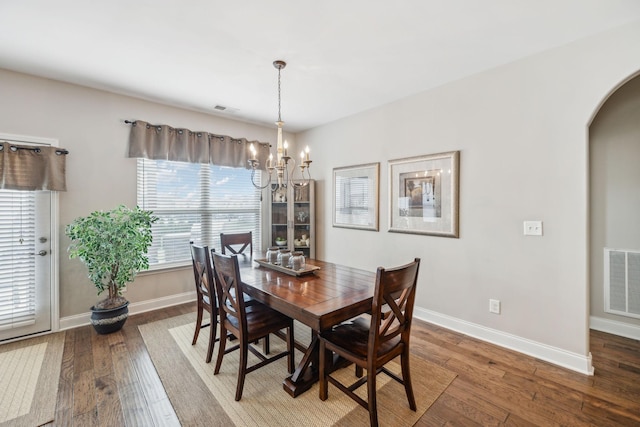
xmin=333 ymin=162 xmax=380 ymax=231
xmin=389 ymin=151 xmax=459 ymax=237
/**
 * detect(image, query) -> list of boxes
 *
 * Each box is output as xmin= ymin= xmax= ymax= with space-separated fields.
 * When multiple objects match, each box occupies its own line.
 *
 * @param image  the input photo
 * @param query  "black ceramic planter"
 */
xmin=90 ymin=302 xmax=129 ymax=334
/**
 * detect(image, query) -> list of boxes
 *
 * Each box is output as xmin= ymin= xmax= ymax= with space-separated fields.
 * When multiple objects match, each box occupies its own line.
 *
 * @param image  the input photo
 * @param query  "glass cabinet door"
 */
xmin=271 ymin=185 xmax=289 ymax=248
xmin=293 ymin=185 xmax=312 ymax=257
xmin=268 ymin=181 xmax=314 ymax=258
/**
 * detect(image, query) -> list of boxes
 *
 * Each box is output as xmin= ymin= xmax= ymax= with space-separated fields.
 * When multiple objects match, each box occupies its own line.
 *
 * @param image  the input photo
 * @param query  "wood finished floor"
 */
xmin=44 ymin=302 xmax=640 ymax=426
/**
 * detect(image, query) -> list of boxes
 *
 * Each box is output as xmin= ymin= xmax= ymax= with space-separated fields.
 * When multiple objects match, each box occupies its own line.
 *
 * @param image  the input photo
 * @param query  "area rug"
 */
xmin=0 ymin=332 xmax=65 ymax=427
xmin=140 ymin=313 xmax=456 ymax=426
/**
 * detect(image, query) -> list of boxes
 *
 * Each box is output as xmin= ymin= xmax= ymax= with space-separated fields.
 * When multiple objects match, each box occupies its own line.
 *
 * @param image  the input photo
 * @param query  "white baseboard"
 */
xmin=414 ymin=307 xmax=594 ymax=376
xmin=59 ymin=292 xmax=195 ymax=331
xmin=590 ymin=316 xmax=640 ymax=340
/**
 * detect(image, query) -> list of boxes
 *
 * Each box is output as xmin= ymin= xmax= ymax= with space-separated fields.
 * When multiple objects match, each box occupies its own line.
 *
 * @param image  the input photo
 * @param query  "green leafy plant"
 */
xmin=66 ymin=205 xmax=158 ymax=310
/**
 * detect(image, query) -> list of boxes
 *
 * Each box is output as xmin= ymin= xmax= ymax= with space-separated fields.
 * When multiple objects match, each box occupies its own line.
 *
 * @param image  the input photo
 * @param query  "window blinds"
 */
xmin=0 ymin=190 xmax=36 ymax=330
xmin=137 ymin=159 xmax=262 ymax=269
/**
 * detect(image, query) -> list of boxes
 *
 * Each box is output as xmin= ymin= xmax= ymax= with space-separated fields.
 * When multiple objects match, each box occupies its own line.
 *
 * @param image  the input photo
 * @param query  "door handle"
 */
xmin=30 ymin=250 xmax=48 ymax=257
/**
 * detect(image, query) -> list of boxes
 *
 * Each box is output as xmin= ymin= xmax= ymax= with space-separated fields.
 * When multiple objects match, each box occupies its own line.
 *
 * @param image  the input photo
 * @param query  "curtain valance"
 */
xmin=0 ymin=142 xmax=68 ymax=191
xmin=126 ymin=120 xmax=271 ymax=170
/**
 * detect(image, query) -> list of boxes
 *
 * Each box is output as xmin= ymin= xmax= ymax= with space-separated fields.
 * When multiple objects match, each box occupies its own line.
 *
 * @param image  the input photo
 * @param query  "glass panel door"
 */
xmin=0 ymin=190 xmax=52 ymax=341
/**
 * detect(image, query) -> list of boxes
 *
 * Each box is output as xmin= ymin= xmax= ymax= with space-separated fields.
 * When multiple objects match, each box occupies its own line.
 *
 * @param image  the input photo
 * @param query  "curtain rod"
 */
xmin=0 ymin=141 xmax=69 ymax=155
xmin=124 ymin=119 xmax=272 ymax=147
xmin=124 ymin=119 xmax=226 ymax=139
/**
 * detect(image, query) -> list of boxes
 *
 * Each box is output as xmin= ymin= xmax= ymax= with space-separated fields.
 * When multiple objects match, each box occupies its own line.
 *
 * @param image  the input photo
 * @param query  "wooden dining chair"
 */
xmin=210 ymin=247 xmax=271 ymax=355
xmin=220 ymin=231 xmax=253 ymax=258
xmin=318 ymin=258 xmax=421 ymax=427
xmin=211 ymin=251 xmax=295 ymax=401
xmin=190 ymin=244 xmax=218 ymax=363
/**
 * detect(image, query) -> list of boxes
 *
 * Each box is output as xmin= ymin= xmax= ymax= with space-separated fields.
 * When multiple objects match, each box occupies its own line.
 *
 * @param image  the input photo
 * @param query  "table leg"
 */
xmin=283 ymin=332 xmax=320 ymax=397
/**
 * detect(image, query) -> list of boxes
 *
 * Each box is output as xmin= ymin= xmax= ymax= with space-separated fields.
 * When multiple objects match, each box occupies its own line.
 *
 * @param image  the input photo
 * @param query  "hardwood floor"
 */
xmin=45 ymin=302 xmax=640 ymax=426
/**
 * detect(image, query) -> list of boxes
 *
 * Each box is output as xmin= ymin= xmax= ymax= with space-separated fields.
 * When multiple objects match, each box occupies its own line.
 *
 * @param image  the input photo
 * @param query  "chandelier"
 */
xmin=248 ymin=60 xmax=312 ymax=191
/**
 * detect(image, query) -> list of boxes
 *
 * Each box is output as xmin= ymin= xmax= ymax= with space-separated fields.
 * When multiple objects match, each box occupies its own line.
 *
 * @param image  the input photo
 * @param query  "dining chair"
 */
xmin=190 ymin=244 xmax=218 ymax=363
xmin=220 ymin=231 xmax=253 ymax=258
xmin=318 ymin=258 xmax=421 ymax=427
xmin=210 ymin=247 xmax=271 ymax=355
xmin=211 ymin=251 xmax=295 ymax=401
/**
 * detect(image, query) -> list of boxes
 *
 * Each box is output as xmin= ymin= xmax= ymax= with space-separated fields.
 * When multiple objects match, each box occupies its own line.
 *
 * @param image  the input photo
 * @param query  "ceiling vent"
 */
xmin=213 ymin=105 xmax=239 ymax=114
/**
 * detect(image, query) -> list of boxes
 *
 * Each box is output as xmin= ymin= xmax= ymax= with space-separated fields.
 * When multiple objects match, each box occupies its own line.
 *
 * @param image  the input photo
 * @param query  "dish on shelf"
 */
xmin=275 ymin=240 xmax=287 ymax=246
xmin=294 ymin=238 xmax=310 ymax=247
xmin=254 ymin=259 xmax=320 ymax=276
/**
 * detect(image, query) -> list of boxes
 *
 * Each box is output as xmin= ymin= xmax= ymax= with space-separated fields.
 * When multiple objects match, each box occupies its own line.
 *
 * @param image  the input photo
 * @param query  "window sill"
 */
xmin=139 ymin=262 xmax=191 ymax=276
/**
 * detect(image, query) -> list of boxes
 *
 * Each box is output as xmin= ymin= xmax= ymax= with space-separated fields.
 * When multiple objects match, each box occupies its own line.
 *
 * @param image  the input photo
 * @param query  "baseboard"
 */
xmin=59 ymin=292 xmax=195 ymax=331
xmin=414 ymin=307 xmax=594 ymax=376
xmin=590 ymin=316 xmax=640 ymax=340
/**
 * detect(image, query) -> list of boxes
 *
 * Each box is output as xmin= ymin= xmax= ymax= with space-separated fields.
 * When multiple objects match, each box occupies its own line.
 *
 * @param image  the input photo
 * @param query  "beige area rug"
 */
xmin=140 ymin=313 xmax=456 ymax=426
xmin=0 ymin=332 xmax=65 ymax=427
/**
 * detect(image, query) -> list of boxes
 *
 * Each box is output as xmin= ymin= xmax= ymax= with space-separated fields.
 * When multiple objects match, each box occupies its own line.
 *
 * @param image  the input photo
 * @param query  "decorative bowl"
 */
xmin=275 ymin=240 xmax=287 ymax=246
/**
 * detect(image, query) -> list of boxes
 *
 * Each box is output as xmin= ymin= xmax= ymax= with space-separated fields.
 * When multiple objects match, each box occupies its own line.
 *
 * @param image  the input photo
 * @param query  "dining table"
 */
xmin=238 ymin=256 xmax=376 ymax=397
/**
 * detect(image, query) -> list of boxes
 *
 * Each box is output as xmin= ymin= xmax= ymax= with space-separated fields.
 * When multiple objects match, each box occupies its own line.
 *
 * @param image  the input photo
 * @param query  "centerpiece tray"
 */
xmin=254 ymin=258 xmax=320 ymax=276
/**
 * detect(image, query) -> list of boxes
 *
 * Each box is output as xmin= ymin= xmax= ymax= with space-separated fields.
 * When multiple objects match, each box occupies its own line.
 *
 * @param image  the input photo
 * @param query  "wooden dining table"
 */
xmin=238 ymin=256 xmax=376 ymax=397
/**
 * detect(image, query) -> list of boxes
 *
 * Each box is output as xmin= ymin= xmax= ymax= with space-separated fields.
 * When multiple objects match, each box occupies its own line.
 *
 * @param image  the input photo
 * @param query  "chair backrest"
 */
xmin=220 ymin=232 xmax=253 ymax=257
xmin=369 ymin=258 xmax=421 ymax=355
xmin=190 ymin=244 xmax=216 ymax=309
xmin=211 ymin=252 xmax=248 ymax=336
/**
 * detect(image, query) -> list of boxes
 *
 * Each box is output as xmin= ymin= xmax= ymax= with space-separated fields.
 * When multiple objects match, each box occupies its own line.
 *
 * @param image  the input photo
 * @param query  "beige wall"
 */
xmin=298 ymin=21 xmax=640 ymax=358
xmin=0 ymin=69 xmax=294 ymax=318
xmin=590 ymin=74 xmax=640 ymax=327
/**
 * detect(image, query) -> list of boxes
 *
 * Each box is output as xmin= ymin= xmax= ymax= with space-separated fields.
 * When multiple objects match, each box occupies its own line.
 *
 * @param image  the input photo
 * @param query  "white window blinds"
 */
xmin=0 ymin=190 xmax=36 ymax=330
xmin=137 ymin=159 xmax=262 ymax=269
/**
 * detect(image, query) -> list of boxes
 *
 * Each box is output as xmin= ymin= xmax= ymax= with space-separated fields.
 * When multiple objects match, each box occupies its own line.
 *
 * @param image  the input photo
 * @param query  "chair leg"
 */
xmin=263 ymin=334 xmax=270 ymax=354
xmin=205 ymin=314 xmax=217 ymax=363
xmin=355 ymin=365 xmax=364 ymax=378
xmin=214 ymin=325 xmax=228 ymax=375
xmin=287 ymin=323 xmax=295 ymax=373
xmin=192 ymin=304 xmax=203 ymax=345
xmin=319 ymin=340 xmax=328 ymax=401
xmin=367 ymin=367 xmax=379 ymax=427
xmin=401 ymin=347 xmax=417 ymax=411
xmin=235 ymin=342 xmax=249 ymax=401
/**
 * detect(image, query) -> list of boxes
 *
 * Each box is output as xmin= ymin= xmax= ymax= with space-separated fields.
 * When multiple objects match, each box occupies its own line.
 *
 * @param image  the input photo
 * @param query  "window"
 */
xmin=137 ymin=159 xmax=262 ymax=269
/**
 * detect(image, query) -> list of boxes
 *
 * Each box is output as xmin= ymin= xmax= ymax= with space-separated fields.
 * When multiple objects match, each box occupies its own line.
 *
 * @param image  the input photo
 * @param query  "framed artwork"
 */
xmin=333 ymin=162 xmax=380 ymax=231
xmin=388 ymin=151 xmax=459 ymax=237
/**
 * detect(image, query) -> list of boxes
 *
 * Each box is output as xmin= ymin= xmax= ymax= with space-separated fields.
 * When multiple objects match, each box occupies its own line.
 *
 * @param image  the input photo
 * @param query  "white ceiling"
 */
xmin=1 ymin=1 xmax=640 ymax=132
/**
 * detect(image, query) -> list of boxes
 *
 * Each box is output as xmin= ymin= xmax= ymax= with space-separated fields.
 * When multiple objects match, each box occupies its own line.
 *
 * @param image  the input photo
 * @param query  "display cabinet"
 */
xmin=269 ymin=180 xmax=315 ymax=258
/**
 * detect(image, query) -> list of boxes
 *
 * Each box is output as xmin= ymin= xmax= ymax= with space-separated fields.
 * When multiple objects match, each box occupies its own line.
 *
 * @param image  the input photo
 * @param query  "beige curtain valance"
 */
xmin=0 ymin=142 xmax=68 ymax=191
xmin=126 ymin=120 xmax=271 ymax=169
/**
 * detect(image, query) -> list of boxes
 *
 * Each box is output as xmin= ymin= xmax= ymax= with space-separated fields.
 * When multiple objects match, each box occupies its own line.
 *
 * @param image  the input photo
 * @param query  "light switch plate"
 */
xmin=523 ymin=220 xmax=543 ymax=236
xmin=489 ymin=299 xmax=501 ymax=314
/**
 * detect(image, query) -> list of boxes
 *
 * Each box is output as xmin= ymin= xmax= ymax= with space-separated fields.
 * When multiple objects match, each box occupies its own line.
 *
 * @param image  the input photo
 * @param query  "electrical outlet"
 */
xmin=523 ymin=220 xmax=543 ymax=236
xmin=489 ymin=299 xmax=501 ymax=314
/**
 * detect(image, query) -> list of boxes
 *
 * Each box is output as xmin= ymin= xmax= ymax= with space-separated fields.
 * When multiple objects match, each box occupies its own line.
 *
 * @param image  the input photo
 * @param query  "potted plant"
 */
xmin=66 ymin=204 xmax=158 ymax=334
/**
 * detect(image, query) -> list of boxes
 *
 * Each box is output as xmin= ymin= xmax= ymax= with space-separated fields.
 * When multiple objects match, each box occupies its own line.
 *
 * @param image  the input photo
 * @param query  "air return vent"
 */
xmin=604 ymin=248 xmax=640 ymax=319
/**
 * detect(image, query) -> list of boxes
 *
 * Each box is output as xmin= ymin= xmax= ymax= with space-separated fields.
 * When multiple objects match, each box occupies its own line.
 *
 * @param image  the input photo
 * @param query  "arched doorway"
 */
xmin=589 ymin=73 xmax=640 ymax=339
